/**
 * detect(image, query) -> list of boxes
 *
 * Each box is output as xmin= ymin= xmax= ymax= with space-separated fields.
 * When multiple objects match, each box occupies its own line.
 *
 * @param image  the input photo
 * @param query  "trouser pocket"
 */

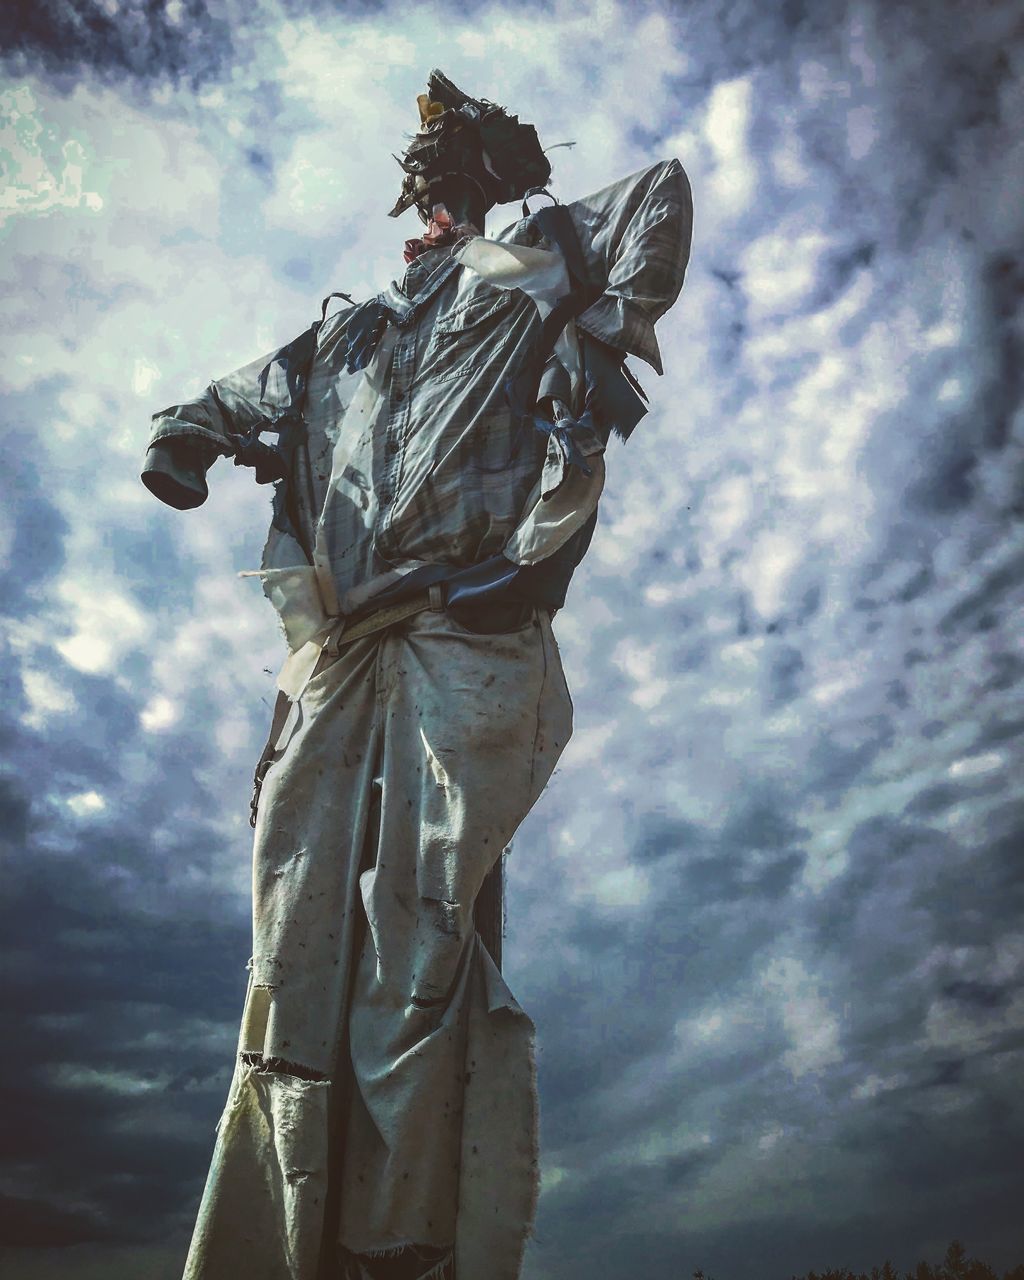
xmin=445 ymin=598 xmax=536 ymax=634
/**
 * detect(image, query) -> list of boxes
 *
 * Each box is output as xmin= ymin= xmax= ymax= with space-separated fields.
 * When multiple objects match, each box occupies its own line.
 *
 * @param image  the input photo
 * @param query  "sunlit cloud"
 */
xmin=2 ymin=1 xmax=1023 ymax=1277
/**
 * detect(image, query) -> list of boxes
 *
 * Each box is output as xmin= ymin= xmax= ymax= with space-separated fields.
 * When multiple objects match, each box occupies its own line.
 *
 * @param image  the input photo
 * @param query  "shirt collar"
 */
xmin=397 ymin=244 xmax=458 ymax=300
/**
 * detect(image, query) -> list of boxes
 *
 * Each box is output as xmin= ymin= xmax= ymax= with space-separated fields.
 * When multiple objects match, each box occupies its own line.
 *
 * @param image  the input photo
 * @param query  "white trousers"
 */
xmin=182 ymin=606 xmax=573 ymax=1280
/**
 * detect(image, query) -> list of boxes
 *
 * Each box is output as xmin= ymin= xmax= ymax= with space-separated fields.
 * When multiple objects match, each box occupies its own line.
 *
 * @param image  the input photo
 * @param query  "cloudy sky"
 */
xmin=2 ymin=1 xmax=1023 ymax=1277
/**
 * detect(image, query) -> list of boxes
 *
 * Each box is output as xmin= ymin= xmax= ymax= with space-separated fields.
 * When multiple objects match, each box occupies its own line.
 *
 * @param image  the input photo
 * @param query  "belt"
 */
xmin=323 ymin=582 xmax=444 ymax=655
xmin=250 ymin=583 xmax=445 ymax=828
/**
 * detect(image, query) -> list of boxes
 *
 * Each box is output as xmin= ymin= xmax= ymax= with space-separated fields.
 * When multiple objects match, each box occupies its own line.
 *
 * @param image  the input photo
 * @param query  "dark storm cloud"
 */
xmin=936 ymin=547 xmax=1024 ymax=635
xmin=520 ymin=795 xmax=811 ymax=1157
xmin=0 ymin=0 xmax=410 ymax=94
xmin=2 ymin=816 xmax=249 ymax=1246
xmin=0 ymin=0 xmax=231 ymax=89
xmin=764 ymin=641 xmax=805 ymax=707
xmin=0 ymin=422 xmax=68 ymax=609
xmin=3 ymin=0 xmax=1024 ymax=1275
xmin=1 ymin=0 xmax=226 ymax=90
xmin=0 ymin=771 xmax=32 ymax=848
xmin=981 ymin=251 xmax=1024 ymax=455
xmin=1 ymin=572 xmax=263 ymax=1251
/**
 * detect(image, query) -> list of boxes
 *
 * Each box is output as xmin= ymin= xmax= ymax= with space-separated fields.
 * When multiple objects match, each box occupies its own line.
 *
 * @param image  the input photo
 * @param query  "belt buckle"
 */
xmin=323 ymin=617 xmax=347 ymax=656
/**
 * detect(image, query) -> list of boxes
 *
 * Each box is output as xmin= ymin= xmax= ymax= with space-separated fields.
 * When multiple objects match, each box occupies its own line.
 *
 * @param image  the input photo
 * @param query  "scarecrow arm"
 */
xmin=141 ymin=343 xmax=292 ymax=510
xmin=567 ymin=157 xmax=694 ymax=376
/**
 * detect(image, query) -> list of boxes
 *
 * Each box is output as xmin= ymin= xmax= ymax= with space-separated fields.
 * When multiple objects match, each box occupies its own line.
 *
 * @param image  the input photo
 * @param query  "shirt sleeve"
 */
xmin=566 ymin=157 xmax=693 ymax=376
xmin=141 ymin=343 xmax=295 ymax=510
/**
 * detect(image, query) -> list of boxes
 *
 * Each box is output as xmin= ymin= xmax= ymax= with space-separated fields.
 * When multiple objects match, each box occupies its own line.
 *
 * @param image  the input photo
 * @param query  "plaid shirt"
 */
xmin=144 ymin=159 xmax=693 ymax=621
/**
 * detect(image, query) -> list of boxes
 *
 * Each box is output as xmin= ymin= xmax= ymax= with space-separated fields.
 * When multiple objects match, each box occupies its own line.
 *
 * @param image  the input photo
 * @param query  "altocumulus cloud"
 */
xmin=1 ymin=2 xmax=1023 ymax=1278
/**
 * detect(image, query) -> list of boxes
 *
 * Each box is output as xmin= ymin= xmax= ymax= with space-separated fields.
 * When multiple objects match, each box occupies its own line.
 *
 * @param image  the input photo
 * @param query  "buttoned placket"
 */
xmin=371 ymin=250 xmax=460 ymax=556
xmin=377 ymin=321 xmax=417 ymax=546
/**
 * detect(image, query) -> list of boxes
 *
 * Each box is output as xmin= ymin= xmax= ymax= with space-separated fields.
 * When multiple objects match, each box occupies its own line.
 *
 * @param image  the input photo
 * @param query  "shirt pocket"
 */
xmin=428 ymin=292 xmax=517 ymax=382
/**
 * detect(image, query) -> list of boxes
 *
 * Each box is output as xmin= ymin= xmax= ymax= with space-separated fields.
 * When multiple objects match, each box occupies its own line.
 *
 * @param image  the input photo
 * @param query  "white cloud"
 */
xmin=0 ymin=85 xmax=104 ymax=225
xmin=704 ymin=76 xmax=755 ymax=216
xmin=742 ymin=228 xmax=829 ymax=320
xmin=6 ymin=1 xmax=1024 ymax=1269
xmin=739 ymin=531 xmax=802 ymax=619
xmin=66 ymin=790 xmax=107 ymax=817
xmin=20 ymin=668 xmax=77 ymax=728
xmin=131 ymin=357 xmax=162 ymax=397
xmin=693 ymin=1010 xmax=724 ymax=1040
xmin=948 ymin=751 xmax=1003 ymax=778
xmin=139 ymin=695 xmax=179 ymax=732
xmin=539 ymin=1164 xmax=569 ymax=1195
xmin=48 ymin=1063 xmax=166 ymax=1094
xmin=590 ymin=864 xmax=650 ymax=909
xmin=923 ymin=989 xmax=1024 ymax=1056
xmin=704 ymin=473 xmax=753 ymax=543
xmin=851 ymin=1072 xmax=906 ymax=1101
xmin=757 ymin=1123 xmax=785 ymax=1152
xmin=54 ymin=580 xmax=150 ymax=675
xmin=761 ymin=955 xmax=843 ymax=1078
xmin=846 ymin=105 xmax=878 ymax=161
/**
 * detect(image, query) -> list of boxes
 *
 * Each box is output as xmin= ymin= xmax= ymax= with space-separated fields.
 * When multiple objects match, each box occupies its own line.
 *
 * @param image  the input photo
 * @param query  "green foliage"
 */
xmin=690 ymin=1240 xmax=1023 ymax=1280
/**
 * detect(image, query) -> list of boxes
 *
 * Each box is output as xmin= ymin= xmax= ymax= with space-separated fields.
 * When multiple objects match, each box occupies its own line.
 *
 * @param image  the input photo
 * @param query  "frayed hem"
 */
xmin=239 ymin=1050 xmax=328 ymax=1083
xmin=340 ymin=1241 xmax=454 ymax=1280
xmin=420 ymin=1254 xmax=453 ymax=1280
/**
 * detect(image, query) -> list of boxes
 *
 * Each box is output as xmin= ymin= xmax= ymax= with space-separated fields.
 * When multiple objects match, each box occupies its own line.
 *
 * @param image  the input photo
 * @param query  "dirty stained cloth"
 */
xmin=142 ymin=158 xmax=693 ymax=1280
xmin=184 ymin=606 xmax=572 ymax=1280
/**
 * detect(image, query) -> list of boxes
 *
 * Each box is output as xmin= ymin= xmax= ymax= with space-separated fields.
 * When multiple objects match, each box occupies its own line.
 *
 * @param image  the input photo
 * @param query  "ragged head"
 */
xmin=389 ymin=69 xmax=551 ymax=232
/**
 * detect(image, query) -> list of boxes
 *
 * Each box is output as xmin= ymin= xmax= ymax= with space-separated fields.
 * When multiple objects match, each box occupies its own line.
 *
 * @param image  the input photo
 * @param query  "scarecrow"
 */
xmin=142 ymin=70 xmax=692 ymax=1280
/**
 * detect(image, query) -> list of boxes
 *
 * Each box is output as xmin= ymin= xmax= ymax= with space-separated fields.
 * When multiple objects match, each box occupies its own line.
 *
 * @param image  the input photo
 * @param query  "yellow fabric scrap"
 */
xmin=417 ymin=95 xmax=446 ymax=125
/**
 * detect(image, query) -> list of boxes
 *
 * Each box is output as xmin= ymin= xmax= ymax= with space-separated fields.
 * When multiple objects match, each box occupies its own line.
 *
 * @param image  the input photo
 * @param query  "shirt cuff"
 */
xmin=142 ymin=441 xmax=207 ymax=509
xmin=147 ymin=415 xmax=231 ymax=451
xmin=575 ymin=295 xmax=664 ymax=376
xmin=141 ymin=431 xmax=223 ymax=510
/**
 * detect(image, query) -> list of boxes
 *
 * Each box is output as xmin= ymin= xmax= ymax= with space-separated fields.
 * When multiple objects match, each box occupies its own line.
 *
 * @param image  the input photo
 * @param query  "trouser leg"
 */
xmin=183 ymin=636 xmax=383 ymax=1280
xmin=338 ymin=607 xmax=573 ymax=1277
xmin=180 ymin=607 xmax=573 ymax=1280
